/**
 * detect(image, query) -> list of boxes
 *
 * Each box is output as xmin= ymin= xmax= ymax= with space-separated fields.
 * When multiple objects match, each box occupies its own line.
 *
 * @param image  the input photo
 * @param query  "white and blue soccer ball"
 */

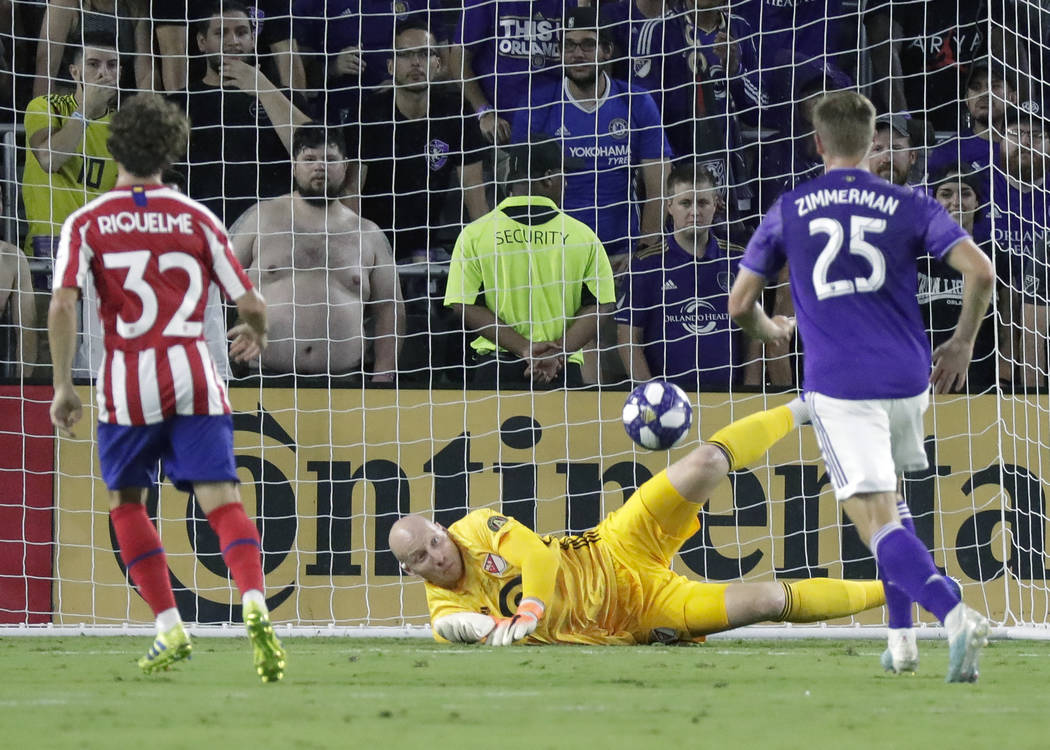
xmin=621 ymin=380 xmax=694 ymax=451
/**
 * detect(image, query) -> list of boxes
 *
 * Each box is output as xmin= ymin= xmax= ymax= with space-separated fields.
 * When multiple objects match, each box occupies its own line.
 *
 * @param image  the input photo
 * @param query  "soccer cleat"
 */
xmin=244 ymin=600 xmax=286 ymax=683
xmin=944 ymin=604 xmax=990 ymax=683
xmin=880 ymin=628 xmax=919 ymax=674
xmin=138 ymin=622 xmax=192 ymax=674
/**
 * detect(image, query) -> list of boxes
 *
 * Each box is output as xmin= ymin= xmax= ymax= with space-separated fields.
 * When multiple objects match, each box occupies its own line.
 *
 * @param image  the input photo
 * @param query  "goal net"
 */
xmin=1 ymin=1 xmax=1049 ymax=638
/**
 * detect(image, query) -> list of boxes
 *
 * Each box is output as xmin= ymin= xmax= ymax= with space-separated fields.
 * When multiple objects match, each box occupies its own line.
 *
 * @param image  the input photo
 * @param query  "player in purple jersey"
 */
xmin=728 ymin=91 xmax=996 ymax=682
xmin=511 ymin=7 xmax=670 ymax=268
xmin=615 ymin=163 xmax=759 ymax=389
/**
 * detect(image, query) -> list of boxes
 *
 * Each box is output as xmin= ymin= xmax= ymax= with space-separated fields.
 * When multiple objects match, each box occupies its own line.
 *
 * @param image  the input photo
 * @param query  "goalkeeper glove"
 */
xmin=487 ymin=598 xmax=545 ymax=647
xmin=433 ymin=612 xmax=497 ymax=643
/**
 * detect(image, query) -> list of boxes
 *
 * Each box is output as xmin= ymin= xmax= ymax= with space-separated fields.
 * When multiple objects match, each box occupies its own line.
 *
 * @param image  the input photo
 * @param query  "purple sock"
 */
xmin=872 ymin=523 xmax=960 ymax=623
xmin=882 ymin=500 xmax=917 ymax=629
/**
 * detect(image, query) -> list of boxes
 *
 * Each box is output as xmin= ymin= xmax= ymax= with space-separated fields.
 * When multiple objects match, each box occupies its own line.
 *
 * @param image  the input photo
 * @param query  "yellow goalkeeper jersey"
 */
xmin=425 ymin=508 xmax=646 ymax=645
xmin=22 ymin=94 xmax=117 ymax=254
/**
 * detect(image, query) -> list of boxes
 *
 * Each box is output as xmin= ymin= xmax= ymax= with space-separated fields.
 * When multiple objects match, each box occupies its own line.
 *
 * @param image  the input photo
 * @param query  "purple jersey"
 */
xmin=742 ymin=168 xmax=969 ymax=399
xmin=615 ymin=232 xmax=745 ymax=388
xmin=455 ymin=0 xmax=575 ymax=116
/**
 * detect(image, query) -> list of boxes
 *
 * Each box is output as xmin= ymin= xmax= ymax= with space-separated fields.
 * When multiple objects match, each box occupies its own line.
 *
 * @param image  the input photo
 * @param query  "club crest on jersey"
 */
xmin=633 ymin=57 xmax=651 ymax=78
xmin=428 ymin=139 xmax=450 ymax=171
xmin=482 ymin=553 xmax=509 ymax=575
xmin=717 ymin=271 xmax=733 ymax=293
xmin=609 ymin=118 xmax=629 ymax=140
xmin=487 ymin=515 xmax=509 ymax=532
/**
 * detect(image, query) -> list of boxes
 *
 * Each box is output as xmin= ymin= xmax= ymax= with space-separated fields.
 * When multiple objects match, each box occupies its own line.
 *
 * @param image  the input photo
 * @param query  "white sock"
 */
xmin=786 ymin=395 xmax=811 ymax=426
xmin=156 ymin=607 xmax=181 ymax=634
xmin=242 ymin=589 xmax=266 ymax=610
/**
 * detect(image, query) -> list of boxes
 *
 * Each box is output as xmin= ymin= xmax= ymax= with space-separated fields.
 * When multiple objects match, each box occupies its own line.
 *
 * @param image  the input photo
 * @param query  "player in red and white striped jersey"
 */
xmin=48 ymin=93 xmax=286 ymax=683
xmin=54 ymin=181 xmax=247 ymax=424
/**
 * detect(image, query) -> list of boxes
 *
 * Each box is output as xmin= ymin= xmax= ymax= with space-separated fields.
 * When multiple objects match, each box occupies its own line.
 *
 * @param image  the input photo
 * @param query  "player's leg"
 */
xmin=642 ymin=575 xmax=884 ymax=639
xmin=722 ymin=579 xmax=886 ymax=628
xmin=98 ymin=422 xmax=191 ymax=673
xmin=603 ymin=399 xmax=810 ymax=566
xmin=662 ymin=398 xmax=809 ymax=524
xmin=880 ymin=485 xmax=920 ymax=673
xmin=812 ymin=392 xmax=988 ymax=682
xmin=163 ymin=414 xmax=285 ymax=682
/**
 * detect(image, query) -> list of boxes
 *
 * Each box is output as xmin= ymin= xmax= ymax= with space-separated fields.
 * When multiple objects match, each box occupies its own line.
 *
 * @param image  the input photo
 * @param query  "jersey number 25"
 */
xmin=809 ymin=215 xmax=887 ymax=300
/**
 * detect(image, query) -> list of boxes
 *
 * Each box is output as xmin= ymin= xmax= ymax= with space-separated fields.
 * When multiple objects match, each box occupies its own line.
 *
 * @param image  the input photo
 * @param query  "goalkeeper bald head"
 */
xmin=389 ymin=516 xmax=465 ymax=589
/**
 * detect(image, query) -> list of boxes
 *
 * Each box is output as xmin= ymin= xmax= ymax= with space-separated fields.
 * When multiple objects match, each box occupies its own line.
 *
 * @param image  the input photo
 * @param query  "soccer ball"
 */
xmin=621 ymin=380 xmax=694 ymax=451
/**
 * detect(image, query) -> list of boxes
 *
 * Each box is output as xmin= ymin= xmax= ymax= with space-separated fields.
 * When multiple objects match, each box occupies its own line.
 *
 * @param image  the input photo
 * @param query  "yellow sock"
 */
xmin=777 ymin=579 xmax=886 ymax=623
xmin=706 ymin=405 xmax=795 ymax=471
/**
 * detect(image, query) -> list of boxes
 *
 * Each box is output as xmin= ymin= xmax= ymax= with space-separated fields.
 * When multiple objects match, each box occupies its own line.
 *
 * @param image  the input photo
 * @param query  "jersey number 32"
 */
xmin=103 ymin=250 xmax=204 ymax=340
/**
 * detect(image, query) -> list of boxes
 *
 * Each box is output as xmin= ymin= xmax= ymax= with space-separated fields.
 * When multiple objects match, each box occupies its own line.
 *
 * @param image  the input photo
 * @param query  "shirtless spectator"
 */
xmin=0 ymin=241 xmax=35 ymax=376
xmin=230 ymin=124 xmax=405 ymax=381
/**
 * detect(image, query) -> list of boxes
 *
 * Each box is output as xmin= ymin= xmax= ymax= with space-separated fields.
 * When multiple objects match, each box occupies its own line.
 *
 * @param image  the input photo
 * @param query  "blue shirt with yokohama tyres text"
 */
xmin=741 ymin=168 xmax=969 ymax=400
xmin=512 ymin=76 xmax=671 ymax=257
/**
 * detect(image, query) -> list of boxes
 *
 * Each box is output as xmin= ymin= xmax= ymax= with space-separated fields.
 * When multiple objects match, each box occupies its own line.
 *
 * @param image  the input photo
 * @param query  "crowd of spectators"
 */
xmin=0 ymin=0 xmax=1048 ymax=393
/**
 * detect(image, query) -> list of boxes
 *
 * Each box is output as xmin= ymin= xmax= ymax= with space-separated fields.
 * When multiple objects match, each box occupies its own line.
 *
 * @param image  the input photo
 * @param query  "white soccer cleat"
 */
xmin=944 ymin=604 xmax=990 ymax=683
xmin=880 ymin=627 xmax=919 ymax=674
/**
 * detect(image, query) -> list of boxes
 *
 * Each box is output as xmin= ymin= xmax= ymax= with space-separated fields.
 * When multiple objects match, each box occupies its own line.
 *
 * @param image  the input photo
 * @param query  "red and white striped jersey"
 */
xmin=54 ymin=184 xmax=253 ymax=425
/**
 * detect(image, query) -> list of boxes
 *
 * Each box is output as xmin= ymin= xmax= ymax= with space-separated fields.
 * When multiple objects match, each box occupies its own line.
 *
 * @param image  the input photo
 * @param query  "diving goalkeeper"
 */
xmin=389 ymin=400 xmax=886 ymax=645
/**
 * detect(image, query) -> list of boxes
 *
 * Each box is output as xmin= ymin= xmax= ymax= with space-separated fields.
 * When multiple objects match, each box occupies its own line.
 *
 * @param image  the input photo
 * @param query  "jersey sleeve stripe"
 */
xmin=201 ymin=222 xmax=249 ymax=301
xmin=138 ymin=348 xmax=163 ymax=424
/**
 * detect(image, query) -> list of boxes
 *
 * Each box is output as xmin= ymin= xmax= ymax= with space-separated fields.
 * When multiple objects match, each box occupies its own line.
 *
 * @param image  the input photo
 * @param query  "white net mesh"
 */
xmin=1 ymin=1 xmax=1049 ymax=637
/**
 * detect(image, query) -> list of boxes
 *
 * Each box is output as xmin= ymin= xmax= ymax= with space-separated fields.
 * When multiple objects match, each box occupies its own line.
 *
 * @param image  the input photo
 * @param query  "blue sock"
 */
xmin=872 ymin=523 xmax=960 ymax=623
xmin=882 ymin=500 xmax=916 ymax=629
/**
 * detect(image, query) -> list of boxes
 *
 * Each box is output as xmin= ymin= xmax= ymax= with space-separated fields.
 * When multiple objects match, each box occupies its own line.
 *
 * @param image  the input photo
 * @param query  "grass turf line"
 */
xmin=1 ymin=637 xmax=1046 ymax=749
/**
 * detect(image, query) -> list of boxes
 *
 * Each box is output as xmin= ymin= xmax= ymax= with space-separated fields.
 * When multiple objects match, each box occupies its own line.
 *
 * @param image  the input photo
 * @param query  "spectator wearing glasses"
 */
xmin=512 ymin=7 xmax=670 ymax=271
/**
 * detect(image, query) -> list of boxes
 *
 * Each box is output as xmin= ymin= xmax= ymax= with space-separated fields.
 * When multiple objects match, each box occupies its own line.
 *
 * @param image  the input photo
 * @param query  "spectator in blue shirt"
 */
xmin=512 ymin=6 xmax=671 ymax=271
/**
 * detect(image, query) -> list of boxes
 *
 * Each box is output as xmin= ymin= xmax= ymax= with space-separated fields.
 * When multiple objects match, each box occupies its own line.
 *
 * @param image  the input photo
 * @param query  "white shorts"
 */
xmin=808 ymin=390 xmax=930 ymax=501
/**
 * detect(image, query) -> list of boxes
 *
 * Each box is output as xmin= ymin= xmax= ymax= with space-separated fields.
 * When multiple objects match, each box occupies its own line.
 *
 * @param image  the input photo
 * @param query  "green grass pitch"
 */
xmin=2 ymin=636 xmax=1047 ymax=749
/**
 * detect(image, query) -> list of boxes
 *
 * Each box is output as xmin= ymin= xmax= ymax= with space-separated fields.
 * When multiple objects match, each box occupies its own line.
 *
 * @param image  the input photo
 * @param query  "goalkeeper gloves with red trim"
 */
xmin=487 ymin=597 xmax=545 ymax=646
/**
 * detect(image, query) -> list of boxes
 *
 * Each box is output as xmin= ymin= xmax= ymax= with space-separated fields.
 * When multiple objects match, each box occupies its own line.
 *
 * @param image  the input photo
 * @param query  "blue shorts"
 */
xmin=97 ymin=414 xmax=239 ymax=492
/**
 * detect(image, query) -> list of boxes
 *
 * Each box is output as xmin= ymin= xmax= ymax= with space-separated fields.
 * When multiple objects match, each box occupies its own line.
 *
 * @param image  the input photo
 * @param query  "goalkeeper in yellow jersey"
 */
xmin=389 ymin=400 xmax=886 ymax=645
